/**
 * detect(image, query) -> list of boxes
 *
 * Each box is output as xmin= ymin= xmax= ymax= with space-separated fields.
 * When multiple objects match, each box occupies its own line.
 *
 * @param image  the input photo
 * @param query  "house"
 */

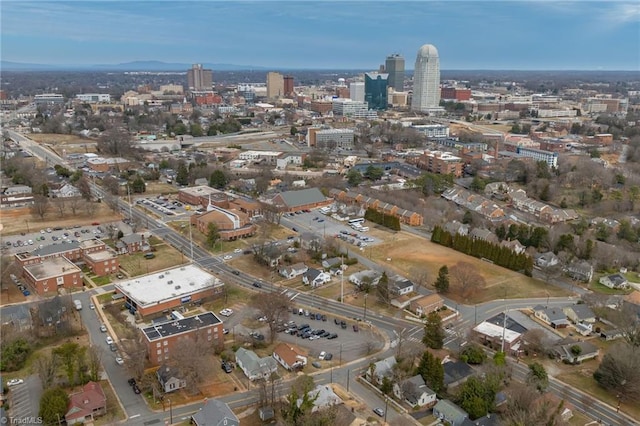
xmin=393 ymin=375 xmax=436 ymax=408
xmin=349 ymin=270 xmax=382 ymax=288
xmin=64 ymin=381 xmax=107 ymax=425
xmin=461 ymin=415 xmax=500 ymax=426
xmin=563 ymin=304 xmax=596 ymax=324
xmin=501 ymin=239 xmax=526 ymax=254
xmin=535 ymin=251 xmax=559 ymax=268
xmin=302 ymin=385 xmax=343 ymax=412
xmin=302 ymin=268 xmax=331 ymax=288
xmin=116 ymin=233 xmax=149 ymax=254
xmin=552 ymin=340 xmax=599 ymax=364
xmin=390 ymin=277 xmax=414 ymax=296
xmin=443 ymin=220 xmax=469 ymax=236
xmin=443 ymin=361 xmax=475 ymax=387
xmin=472 ymin=321 xmax=522 ymax=355
xmin=575 ymin=322 xmax=593 ymax=336
xmin=321 ymin=257 xmax=342 ymax=269
xmin=533 ymin=305 xmax=570 ymax=328
xmin=278 ymin=263 xmax=308 ymax=279
xmin=51 ymin=183 xmax=81 ymax=198
xmin=258 ymin=407 xmax=275 ymax=422
xmin=235 ymin=348 xmax=278 ymax=381
xmin=433 ymin=399 xmax=468 ymax=426
xmin=409 ymin=293 xmax=445 ymax=317
xmin=156 ymin=364 xmax=186 ymax=393
xmin=469 ymin=228 xmax=497 ymax=243
xmin=191 ymin=399 xmax=239 ymax=426
xmin=599 ymin=274 xmax=629 ymax=290
xmin=600 ymin=329 xmax=625 ymax=341
xmin=273 ymin=343 xmax=307 ymax=371
xmin=365 ymin=356 xmax=396 ymax=385
xmin=565 ymin=261 xmax=593 ymax=282
xmin=270 ymin=188 xmax=331 ymax=212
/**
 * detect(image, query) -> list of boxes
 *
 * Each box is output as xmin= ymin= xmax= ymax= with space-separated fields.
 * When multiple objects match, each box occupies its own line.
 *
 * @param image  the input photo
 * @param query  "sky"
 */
xmin=1 ymin=0 xmax=639 ymax=70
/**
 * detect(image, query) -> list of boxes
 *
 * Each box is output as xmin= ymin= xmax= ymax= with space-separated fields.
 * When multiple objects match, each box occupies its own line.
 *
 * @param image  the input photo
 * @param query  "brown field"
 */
xmin=145 ymin=182 xmax=179 ymax=195
xmin=118 ymin=240 xmax=187 ymax=277
xmin=27 ymin=133 xmax=98 ymax=155
xmin=369 ymin=232 xmax=569 ymax=304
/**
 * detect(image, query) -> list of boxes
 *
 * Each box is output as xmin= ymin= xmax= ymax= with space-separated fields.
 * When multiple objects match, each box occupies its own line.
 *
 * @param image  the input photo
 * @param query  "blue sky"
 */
xmin=1 ymin=1 xmax=639 ymax=70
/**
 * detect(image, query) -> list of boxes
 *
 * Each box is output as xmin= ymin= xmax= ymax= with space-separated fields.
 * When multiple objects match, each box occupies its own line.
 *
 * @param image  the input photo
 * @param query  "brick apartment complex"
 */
xmin=79 ymin=239 xmax=119 ymax=276
xmin=22 ymin=257 xmax=82 ymax=296
xmin=86 ymin=157 xmax=131 ymax=173
xmin=441 ymin=87 xmax=471 ymax=101
xmin=142 ymin=312 xmax=223 ymax=366
xmin=329 ymin=189 xmax=423 ymax=226
xmin=407 ymin=150 xmax=463 ymax=178
xmin=190 ymin=205 xmax=257 ymax=241
xmin=114 ymin=264 xmax=224 ymax=318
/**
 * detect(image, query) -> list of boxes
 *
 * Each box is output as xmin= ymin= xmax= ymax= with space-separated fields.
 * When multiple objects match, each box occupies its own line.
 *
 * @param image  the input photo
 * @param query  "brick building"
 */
xmin=178 ymin=185 xmax=228 ymax=207
xmin=329 ymin=189 xmax=423 ymax=226
xmin=441 ymin=87 xmax=471 ymax=101
xmin=190 ymin=205 xmax=257 ymax=241
xmin=22 ymin=257 xmax=83 ymax=296
xmin=142 ymin=312 xmax=223 ymax=366
xmin=270 ymin=188 xmax=332 ymax=212
xmin=409 ymin=150 xmax=463 ymax=177
xmin=114 ymin=265 xmax=224 ymax=318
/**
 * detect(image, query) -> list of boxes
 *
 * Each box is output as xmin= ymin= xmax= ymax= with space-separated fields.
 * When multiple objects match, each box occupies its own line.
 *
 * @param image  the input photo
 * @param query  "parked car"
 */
xmin=105 ymin=336 xmax=114 ymax=345
xmin=133 ymin=384 xmax=141 ymax=394
xmin=252 ymin=281 xmax=263 ymax=288
xmin=115 ymin=356 xmax=124 ymax=365
xmin=231 ymin=270 xmax=240 ymax=276
xmin=128 ymin=378 xmax=136 ymax=386
xmin=373 ymin=408 xmax=385 ymax=417
xmin=221 ymin=362 xmax=233 ymax=373
xmin=7 ymin=379 xmax=24 ymax=386
xmin=100 ymin=324 xmax=107 ymax=332
xmin=219 ymin=308 xmax=233 ymax=317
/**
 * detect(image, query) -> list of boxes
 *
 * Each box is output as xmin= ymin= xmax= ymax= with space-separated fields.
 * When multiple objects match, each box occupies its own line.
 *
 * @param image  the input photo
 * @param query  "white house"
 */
xmin=302 ymin=268 xmax=331 ymax=288
xmin=278 ymin=263 xmax=308 ymax=279
xmin=599 ymin=274 xmax=628 ymax=290
xmin=390 ymin=277 xmax=414 ymax=296
xmin=235 ymin=348 xmax=278 ymax=381
xmin=365 ymin=356 xmax=396 ymax=385
xmin=156 ymin=365 xmax=187 ymax=393
xmin=393 ymin=375 xmax=436 ymax=408
xmin=272 ymin=343 xmax=307 ymax=371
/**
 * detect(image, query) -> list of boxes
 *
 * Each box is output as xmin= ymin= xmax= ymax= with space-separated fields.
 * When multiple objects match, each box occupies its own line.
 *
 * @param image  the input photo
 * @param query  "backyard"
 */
xmin=118 ymin=238 xmax=186 ymax=277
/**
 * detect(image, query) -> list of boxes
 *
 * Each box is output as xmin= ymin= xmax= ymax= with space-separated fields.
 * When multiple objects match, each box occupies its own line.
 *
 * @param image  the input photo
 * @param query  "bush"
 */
xmin=461 ymin=344 xmax=487 ymax=365
xmin=344 ymin=257 xmax=358 ymax=266
xmin=0 ymin=338 xmax=32 ymax=372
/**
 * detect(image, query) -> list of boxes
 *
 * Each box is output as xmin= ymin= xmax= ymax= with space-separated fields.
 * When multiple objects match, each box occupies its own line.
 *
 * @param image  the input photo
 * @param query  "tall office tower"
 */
xmin=411 ymin=44 xmax=441 ymax=113
xmin=364 ymin=72 xmax=389 ymax=110
xmin=283 ymin=75 xmax=294 ymax=97
xmin=187 ymin=64 xmax=213 ymax=91
xmin=266 ymin=72 xmax=285 ymax=99
xmin=349 ymin=82 xmax=365 ymax=103
xmin=385 ymin=54 xmax=405 ymax=92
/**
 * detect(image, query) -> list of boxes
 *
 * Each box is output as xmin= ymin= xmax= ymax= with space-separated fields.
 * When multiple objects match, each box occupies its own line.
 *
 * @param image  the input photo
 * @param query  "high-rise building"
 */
xmin=385 ymin=54 xmax=405 ymax=92
xmin=349 ymin=82 xmax=365 ymax=103
xmin=283 ymin=75 xmax=294 ymax=97
xmin=187 ymin=64 xmax=213 ymax=91
xmin=267 ymin=72 xmax=285 ymax=99
xmin=411 ymin=44 xmax=441 ymax=113
xmin=364 ymin=72 xmax=389 ymax=111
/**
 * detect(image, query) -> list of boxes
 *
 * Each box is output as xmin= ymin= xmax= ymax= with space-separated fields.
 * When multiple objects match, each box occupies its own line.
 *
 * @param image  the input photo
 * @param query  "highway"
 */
xmin=6 ymin=130 xmax=638 ymax=426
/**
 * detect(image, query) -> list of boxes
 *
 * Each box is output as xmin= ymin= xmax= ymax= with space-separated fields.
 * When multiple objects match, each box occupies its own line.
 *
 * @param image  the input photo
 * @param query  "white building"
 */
xmin=412 ymin=124 xmax=449 ymax=138
xmin=75 ymin=94 xmax=111 ymax=103
xmin=349 ymin=82 xmax=365 ymax=103
xmin=411 ymin=44 xmax=441 ymax=113
xmin=332 ymin=98 xmax=377 ymax=119
xmin=315 ymin=128 xmax=354 ymax=149
xmin=238 ymin=150 xmax=282 ymax=165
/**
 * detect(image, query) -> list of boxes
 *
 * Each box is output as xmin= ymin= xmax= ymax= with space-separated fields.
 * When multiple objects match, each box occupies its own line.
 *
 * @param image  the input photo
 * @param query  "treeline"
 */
xmin=364 ymin=208 xmax=401 ymax=231
xmin=432 ymin=225 xmax=534 ymax=276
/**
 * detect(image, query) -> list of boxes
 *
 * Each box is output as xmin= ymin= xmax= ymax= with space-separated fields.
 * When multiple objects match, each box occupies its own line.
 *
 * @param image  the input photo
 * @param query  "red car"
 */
xmin=91 ymin=222 xmax=100 ymax=226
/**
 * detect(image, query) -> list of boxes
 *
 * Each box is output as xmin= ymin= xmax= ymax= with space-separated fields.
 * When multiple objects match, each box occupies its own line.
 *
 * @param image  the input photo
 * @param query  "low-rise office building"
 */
xmin=22 ymin=257 xmax=83 ymax=296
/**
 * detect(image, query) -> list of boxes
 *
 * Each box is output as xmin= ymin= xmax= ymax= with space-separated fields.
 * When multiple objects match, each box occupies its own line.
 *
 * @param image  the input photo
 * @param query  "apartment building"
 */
xmin=306 ymin=127 xmax=354 ymax=149
xmin=22 ymin=257 xmax=83 ymax=296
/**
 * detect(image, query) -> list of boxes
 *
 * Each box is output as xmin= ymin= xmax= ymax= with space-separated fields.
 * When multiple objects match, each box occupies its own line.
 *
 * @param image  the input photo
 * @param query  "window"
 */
xmin=207 ymin=329 xmax=212 ymax=334
xmin=157 ymin=349 xmax=161 ymax=355
xmin=156 ymin=343 xmax=161 ymax=348
xmin=164 ymin=347 xmax=169 ymax=353
xmin=208 ymin=336 xmax=212 ymax=341
xmin=104 ymin=261 xmax=108 ymax=265
xmin=163 ymin=341 xmax=168 ymax=346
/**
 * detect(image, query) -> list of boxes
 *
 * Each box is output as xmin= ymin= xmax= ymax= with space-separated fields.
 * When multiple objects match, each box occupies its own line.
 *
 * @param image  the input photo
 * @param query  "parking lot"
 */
xmin=6 ymin=376 xmax=42 ymax=424
xmin=135 ymin=195 xmax=191 ymax=220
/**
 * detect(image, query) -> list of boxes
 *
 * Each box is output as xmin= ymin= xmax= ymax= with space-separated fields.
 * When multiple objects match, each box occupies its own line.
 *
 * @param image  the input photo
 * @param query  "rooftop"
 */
xmin=142 ymin=311 xmax=222 ymax=342
xmin=84 ymin=249 xmax=116 ymax=262
xmin=474 ymin=321 xmax=521 ymax=343
xmin=179 ymin=185 xmax=224 ymax=198
xmin=23 ymin=257 xmax=81 ymax=280
xmin=115 ymin=264 xmax=222 ymax=308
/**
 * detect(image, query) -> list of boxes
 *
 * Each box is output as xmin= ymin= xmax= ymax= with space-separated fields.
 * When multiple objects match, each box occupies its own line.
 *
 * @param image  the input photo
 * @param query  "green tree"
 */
xmin=39 ymin=387 xmax=69 ymax=426
xmin=493 ymin=351 xmax=506 ymax=366
xmin=176 ymin=162 xmax=189 ymax=186
xmin=290 ymin=126 xmax=298 ymax=136
xmin=527 ymin=362 xmax=548 ymax=392
xmin=462 ymin=210 xmax=473 ymax=225
xmin=158 ymin=159 xmax=170 ymax=170
xmin=380 ymin=376 xmax=393 ymax=395
xmin=434 ymin=265 xmax=449 ymax=293
xmin=209 ymin=169 xmax=228 ymax=189
xmin=130 ymin=175 xmax=146 ymax=193
xmin=53 ymin=342 xmax=84 ymax=385
xmin=423 ymin=312 xmax=445 ymax=349
xmin=281 ymin=381 xmax=319 ymax=425
xmin=206 ymin=223 xmax=220 ymax=248
xmin=346 ymin=168 xmax=363 ymax=186
xmin=376 ymin=271 xmax=391 ymax=306
xmin=0 ymin=338 xmax=32 ymax=372
xmin=417 ymin=351 xmax=444 ymax=392
xmin=190 ymin=123 xmax=204 ymax=137
xmin=461 ymin=344 xmax=487 ymax=364
xmin=364 ymin=165 xmax=384 ymax=181
xmin=457 ymin=376 xmax=498 ymax=419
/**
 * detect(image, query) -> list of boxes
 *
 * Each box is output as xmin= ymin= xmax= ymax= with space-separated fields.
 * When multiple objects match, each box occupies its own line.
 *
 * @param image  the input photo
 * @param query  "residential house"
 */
xmin=273 ymin=343 xmax=307 ymax=371
xmin=433 ymin=399 xmax=468 ymax=426
xmin=116 ymin=233 xmax=148 ymax=254
xmin=599 ymin=274 xmax=629 ymax=290
xmin=302 ymin=268 xmax=331 ymax=288
xmin=235 ymin=348 xmax=277 ymax=381
xmin=321 ymin=257 xmax=342 ymax=270
xmin=390 ymin=277 xmax=414 ymax=296
xmin=349 ymin=270 xmax=382 ymax=288
xmin=366 ymin=356 xmax=396 ymax=385
xmin=565 ymin=261 xmax=593 ymax=282
xmin=443 ymin=220 xmax=469 ymax=236
xmin=575 ymin=322 xmax=593 ymax=336
xmin=51 ymin=183 xmax=81 ymax=198
xmin=461 ymin=415 xmax=500 ymax=426
xmin=533 ymin=305 xmax=570 ymax=328
xmin=156 ymin=364 xmax=186 ymax=393
xmin=393 ymin=375 xmax=436 ymax=408
xmin=552 ymin=340 xmax=599 ymax=364
xmin=600 ymin=329 xmax=625 ymax=341
xmin=278 ymin=263 xmax=308 ymax=279
xmin=64 ymin=382 xmax=107 ymax=425
xmin=409 ymin=294 xmax=445 ymax=317
xmin=443 ymin=361 xmax=475 ymax=387
xmin=472 ymin=321 xmax=522 ymax=355
xmin=469 ymin=228 xmax=498 ymax=243
xmin=501 ymin=239 xmax=526 ymax=254
xmin=563 ymin=304 xmax=596 ymax=324
xmin=191 ymin=399 xmax=239 ymax=426
xmin=302 ymin=385 xmax=343 ymax=412
xmin=535 ymin=251 xmax=559 ymax=268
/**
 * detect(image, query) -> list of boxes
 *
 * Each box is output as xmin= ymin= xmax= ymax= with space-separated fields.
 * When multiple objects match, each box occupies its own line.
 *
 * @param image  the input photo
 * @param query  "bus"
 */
xmin=348 ymin=218 xmax=365 ymax=226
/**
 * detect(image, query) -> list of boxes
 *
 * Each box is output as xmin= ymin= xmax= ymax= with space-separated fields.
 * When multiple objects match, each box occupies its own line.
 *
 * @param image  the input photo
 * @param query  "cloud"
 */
xmin=601 ymin=2 xmax=640 ymax=25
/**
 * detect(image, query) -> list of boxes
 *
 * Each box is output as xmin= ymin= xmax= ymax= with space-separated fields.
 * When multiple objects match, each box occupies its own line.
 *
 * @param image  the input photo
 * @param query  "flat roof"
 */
xmin=474 ymin=321 xmax=521 ymax=343
xmin=24 ymin=257 xmax=81 ymax=280
xmin=84 ymin=250 xmax=116 ymax=262
xmin=179 ymin=185 xmax=223 ymax=198
xmin=78 ymin=238 xmax=106 ymax=250
xmin=114 ymin=264 xmax=222 ymax=308
xmin=27 ymin=241 xmax=80 ymax=258
xmin=142 ymin=311 xmax=222 ymax=342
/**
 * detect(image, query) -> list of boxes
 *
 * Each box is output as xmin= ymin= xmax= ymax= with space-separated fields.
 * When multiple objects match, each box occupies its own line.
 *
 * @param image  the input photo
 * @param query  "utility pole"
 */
xmin=501 ymin=306 xmax=508 ymax=354
xmin=363 ymin=293 xmax=368 ymax=321
xmin=189 ymin=221 xmax=194 ymax=261
xmin=384 ymin=395 xmax=389 ymax=423
xmin=127 ymin=184 xmax=132 ymax=222
xmin=340 ymin=255 xmax=344 ymax=304
xmin=346 ymin=369 xmax=350 ymax=392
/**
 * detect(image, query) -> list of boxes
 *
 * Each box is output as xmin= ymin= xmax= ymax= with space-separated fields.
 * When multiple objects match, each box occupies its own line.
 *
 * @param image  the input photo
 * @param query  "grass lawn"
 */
xmin=119 ymin=243 xmax=186 ymax=277
xmin=94 ymin=380 xmax=126 ymax=425
xmin=96 ymin=293 xmax=115 ymax=304
xmin=145 ymin=182 xmax=178 ymax=194
xmin=589 ymin=279 xmax=633 ymax=295
xmin=92 ymin=275 xmax=112 ymax=286
xmin=368 ymin=231 xmax=569 ymax=304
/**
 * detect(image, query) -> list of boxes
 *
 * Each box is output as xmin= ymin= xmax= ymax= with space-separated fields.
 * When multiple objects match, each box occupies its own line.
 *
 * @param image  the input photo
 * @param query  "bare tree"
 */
xmin=86 ymin=345 xmax=102 ymax=382
xmin=104 ymin=194 xmax=121 ymax=214
xmin=261 ymin=201 xmax=286 ymax=225
xmin=97 ymin=126 xmax=133 ymax=156
xmin=169 ymin=334 xmax=212 ymax=394
xmin=449 ymin=261 xmax=485 ymax=301
xmin=68 ymin=197 xmax=82 ymax=216
xmin=84 ymin=199 xmax=98 ymax=216
xmin=250 ymin=291 xmax=291 ymax=343
xmin=102 ymin=176 xmax=120 ymax=196
xmin=409 ymin=267 xmax=430 ymax=293
xmin=118 ymin=325 xmax=148 ymax=379
xmin=54 ymin=198 xmax=66 ymax=218
xmin=593 ymin=342 xmax=640 ymax=407
xmin=502 ymin=382 xmax=568 ymax=426
xmin=76 ymin=176 xmax=92 ymax=200
xmin=35 ymin=353 xmax=58 ymax=388
xmin=30 ymin=195 xmax=51 ymax=220
xmin=521 ymin=329 xmax=551 ymax=356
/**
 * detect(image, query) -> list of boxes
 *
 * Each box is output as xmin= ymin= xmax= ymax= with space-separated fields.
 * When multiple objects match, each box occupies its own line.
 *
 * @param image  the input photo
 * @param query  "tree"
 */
xmin=168 ymin=337 xmax=211 ymax=394
xmin=527 ymin=362 xmax=548 ymax=392
xmin=503 ymin=382 xmax=565 ymax=426
xmin=250 ymin=291 xmax=291 ymax=343
xmin=53 ymin=342 xmax=85 ymax=386
xmin=346 ymin=168 xmax=363 ymax=186
xmin=281 ymin=378 xmax=318 ymax=425
xmin=434 ymin=265 xmax=449 ymax=293
xmin=461 ymin=344 xmax=487 ymax=364
xmin=35 ymin=353 xmax=58 ymax=389
xmin=450 ymin=261 xmax=485 ymax=300
xmin=364 ymin=165 xmax=384 ymax=181
xmin=30 ymin=195 xmax=51 ymax=220
xmin=417 ymin=351 xmax=444 ymax=392
xmin=456 ymin=375 xmax=500 ymax=420
xmin=76 ymin=176 xmax=92 ymax=200
xmin=290 ymin=126 xmax=298 ymax=136
xmin=0 ymin=338 xmax=32 ymax=372
xmin=39 ymin=387 xmax=69 ymax=426
xmin=206 ymin=223 xmax=220 ymax=248
xmin=376 ymin=271 xmax=391 ymax=306
xmin=130 ymin=175 xmax=146 ymax=193
xmin=102 ymin=175 xmax=120 ymax=195
xmin=521 ymin=329 xmax=550 ymax=356
xmin=176 ymin=162 xmax=189 ymax=186
xmin=423 ymin=312 xmax=445 ymax=349
xmin=97 ymin=126 xmax=133 ymax=156
xmin=209 ymin=169 xmax=228 ymax=189
xmin=593 ymin=342 xmax=640 ymax=402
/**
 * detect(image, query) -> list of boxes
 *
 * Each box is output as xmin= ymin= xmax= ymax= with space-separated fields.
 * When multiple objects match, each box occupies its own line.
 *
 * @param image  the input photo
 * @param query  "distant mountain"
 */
xmin=1 ymin=60 xmax=268 ymax=72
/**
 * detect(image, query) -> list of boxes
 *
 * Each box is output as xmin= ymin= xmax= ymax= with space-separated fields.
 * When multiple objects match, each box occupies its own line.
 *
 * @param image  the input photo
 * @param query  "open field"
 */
xmin=144 ymin=182 xmax=179 ymax=195
xmin=369 ymin=231 xmax=569 ymax=304
xmin=118 ymin=240 xmax=187 ymax=277
xmin=27 ymin=133 xmax=97 ymax=155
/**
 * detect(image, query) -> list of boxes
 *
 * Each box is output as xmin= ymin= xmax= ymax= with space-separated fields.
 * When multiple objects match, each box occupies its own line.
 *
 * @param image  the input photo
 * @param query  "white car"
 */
xmin=89 ymin=303 xmax=95 ymax=310
xmin=223 ymin=255 xmax=233 ymax=260
xmin=233 ymin=248 xmax=242 ymax=253
xmin=219 ymin=308 xmax=233 ymax=317
xmin=7 ymin=378 xmax=24 ymax=387
xmin=319 ymin=351 xmax=327 ymax=360
xmin=115 ymin=356 xmax=124 ymax=365
xmin=100 ymin=324 xmax=107 ymax=332
xmin=105 ymin=336 xmax=114 ymax=345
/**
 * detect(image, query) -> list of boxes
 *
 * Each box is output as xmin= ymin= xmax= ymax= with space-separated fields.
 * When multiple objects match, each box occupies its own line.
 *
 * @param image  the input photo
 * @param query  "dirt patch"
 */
xmin=27 ymin=133 xmax=97 ymax=155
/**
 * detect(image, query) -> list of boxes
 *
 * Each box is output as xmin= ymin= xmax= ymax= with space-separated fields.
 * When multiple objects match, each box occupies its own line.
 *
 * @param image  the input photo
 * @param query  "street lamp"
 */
xmin=167 ymin=398 xmax=173 ymax=424
xmin=384 ymin=395 xmax=389 ymax=423
xmin=363 ymin=293 xmax=368 ymax=321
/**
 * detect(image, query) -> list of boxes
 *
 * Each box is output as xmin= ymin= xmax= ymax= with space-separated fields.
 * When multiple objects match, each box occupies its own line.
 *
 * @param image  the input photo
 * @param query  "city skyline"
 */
xmin=1 ymin=1 xmax=639 ymax=71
